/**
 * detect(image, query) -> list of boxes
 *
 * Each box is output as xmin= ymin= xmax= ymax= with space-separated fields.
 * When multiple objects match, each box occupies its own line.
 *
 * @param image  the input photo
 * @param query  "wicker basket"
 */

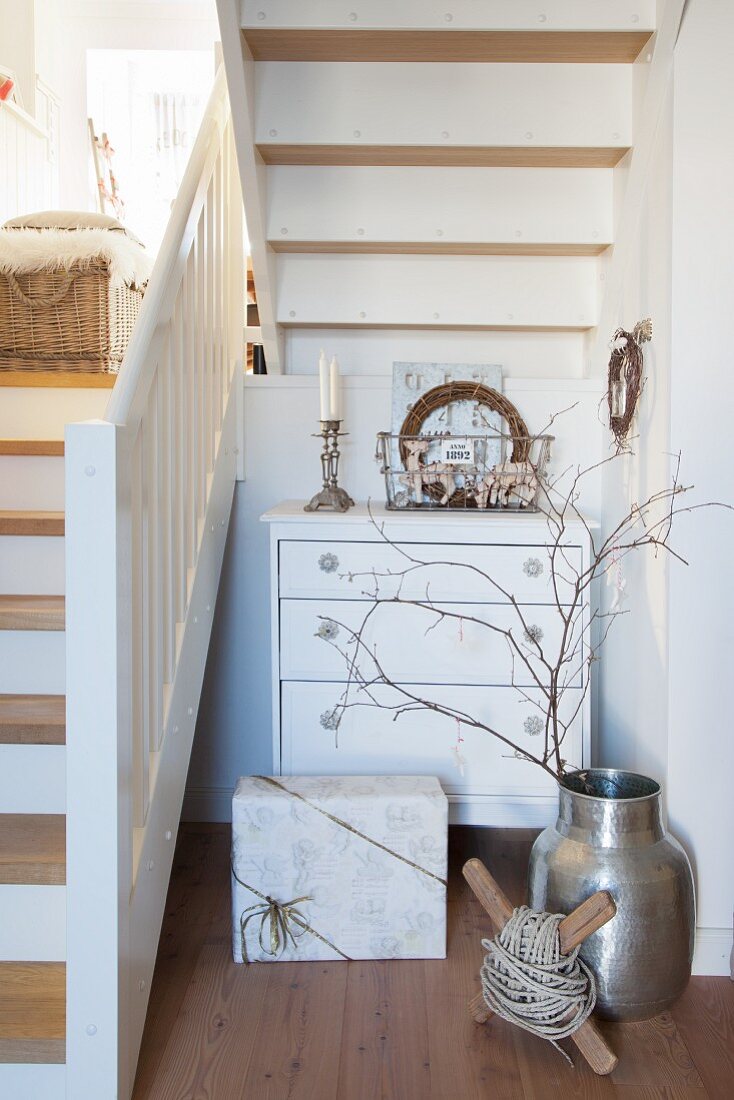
xmin=0 ymin=260 xmax=144 ymax=374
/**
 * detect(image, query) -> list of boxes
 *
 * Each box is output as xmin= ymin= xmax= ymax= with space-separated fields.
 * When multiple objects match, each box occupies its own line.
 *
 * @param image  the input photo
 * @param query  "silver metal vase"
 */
xmin=528 ymin=768 xmax=695 ymax=1021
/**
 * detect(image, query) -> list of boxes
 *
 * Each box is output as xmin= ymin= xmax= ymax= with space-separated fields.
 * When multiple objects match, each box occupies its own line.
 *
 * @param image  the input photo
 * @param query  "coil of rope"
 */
xmin=480 ymin=905 xmax=597 ymax=1064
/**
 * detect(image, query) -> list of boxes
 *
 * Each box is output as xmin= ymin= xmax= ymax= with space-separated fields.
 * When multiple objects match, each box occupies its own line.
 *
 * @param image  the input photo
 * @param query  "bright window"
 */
xmin=86 ymin=49 xmax=214 ymax=253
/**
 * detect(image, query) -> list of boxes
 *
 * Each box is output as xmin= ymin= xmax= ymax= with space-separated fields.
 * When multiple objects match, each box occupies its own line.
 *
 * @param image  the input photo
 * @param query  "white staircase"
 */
xmin=0 ymin=65 xmax=244 ymax=1099
xmin=216 ymin=0 xmax=668 ymax=378
xmin=0 ymin=406 xmax=105 ymax=1096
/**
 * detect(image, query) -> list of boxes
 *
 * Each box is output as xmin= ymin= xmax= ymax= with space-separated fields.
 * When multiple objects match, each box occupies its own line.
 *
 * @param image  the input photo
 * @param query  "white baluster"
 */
xmin=131 ymin=425 xmax=148 ymax=827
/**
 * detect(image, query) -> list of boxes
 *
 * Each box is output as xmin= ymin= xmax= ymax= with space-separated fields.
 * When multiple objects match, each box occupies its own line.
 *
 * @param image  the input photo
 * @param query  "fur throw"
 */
xmin=0 ymin=228 xmax=154 ymax=288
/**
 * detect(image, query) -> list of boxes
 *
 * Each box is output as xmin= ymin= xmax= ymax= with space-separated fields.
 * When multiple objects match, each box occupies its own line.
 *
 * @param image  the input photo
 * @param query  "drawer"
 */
xmin=279 ymin=540 xmax=581 ymax=605
xmin=280 ymin=599 xmax=583 ymax=688
xmin=281 ymin=682 xmax=584 ymax=798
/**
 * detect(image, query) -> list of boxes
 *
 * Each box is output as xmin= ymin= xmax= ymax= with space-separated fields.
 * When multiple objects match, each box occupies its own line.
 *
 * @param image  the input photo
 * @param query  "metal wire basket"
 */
xmin=375 ymin=431 xmax=553 ymax=512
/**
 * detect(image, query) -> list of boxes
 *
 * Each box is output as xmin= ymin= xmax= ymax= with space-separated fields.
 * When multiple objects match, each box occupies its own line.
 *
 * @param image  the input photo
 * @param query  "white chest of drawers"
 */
xmin=262 ymin=502 xmax=594 ymax=827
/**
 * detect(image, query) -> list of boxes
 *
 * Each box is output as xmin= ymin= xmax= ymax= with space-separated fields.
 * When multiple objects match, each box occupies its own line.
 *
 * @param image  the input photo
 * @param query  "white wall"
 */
xmin=0 ymin=0 xmax=35 ymax=111
xmin=667 ymin=0 xmax=734 ymax=938
xmin=595 ymin=67 xmax=674 ymax=783
xmin=35 ymin=1 xmax=219 ymax=210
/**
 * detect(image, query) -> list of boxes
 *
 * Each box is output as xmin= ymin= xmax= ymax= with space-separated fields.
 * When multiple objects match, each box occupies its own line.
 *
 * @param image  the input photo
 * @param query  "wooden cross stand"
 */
xmin=463 ymin=858 xmax=619 ymax=1076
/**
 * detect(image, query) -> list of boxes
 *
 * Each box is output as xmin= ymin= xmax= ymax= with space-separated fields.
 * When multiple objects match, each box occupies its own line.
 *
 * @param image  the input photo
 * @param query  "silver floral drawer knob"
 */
xmin=523 ymin=557 xmax=544 ymax=578
xmin=315 ymin=619 xmax=339 ymax=642
xmin=523 ymin=624 xmax=544 ymax=646
xmin=318 ymin=552 xmax=339 ymax=573
xmin=524 ymin=715 xmax=543 ymax=737
xmin=320 ymin=708 xmax=340 ymax=731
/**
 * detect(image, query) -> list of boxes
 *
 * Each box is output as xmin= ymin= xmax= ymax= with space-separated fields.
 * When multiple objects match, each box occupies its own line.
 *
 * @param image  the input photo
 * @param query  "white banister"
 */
xmin=65 ymin=64 xmax=244 ymax=1099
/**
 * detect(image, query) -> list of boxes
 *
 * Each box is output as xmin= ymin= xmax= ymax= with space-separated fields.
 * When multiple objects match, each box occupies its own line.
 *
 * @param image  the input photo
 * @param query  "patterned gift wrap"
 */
xmin=231 ymin=775 xmax=448 ymax=963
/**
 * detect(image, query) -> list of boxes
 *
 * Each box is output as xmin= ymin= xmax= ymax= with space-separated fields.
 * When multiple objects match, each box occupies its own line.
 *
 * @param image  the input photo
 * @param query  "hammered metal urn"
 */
xmin=528 ymin=769 xmax=695 ymax=1021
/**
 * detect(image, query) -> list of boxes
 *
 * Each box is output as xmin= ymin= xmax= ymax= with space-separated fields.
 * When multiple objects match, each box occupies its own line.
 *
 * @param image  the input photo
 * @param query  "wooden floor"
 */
xmin=133 ymin=824 xmax=734 ymax=1100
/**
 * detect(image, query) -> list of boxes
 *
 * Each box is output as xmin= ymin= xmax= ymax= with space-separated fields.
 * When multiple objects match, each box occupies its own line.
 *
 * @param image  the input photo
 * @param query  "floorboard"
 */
xmin=133 ymin=824 xmax=734 ymax=1100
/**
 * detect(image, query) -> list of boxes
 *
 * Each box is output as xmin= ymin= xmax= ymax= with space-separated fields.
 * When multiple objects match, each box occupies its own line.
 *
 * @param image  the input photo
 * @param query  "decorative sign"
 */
xmin=440 ymin=437 xmax=474 ymax=465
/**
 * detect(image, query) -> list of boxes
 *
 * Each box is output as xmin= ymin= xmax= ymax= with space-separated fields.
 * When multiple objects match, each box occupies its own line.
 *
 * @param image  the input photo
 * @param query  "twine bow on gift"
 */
xmin=239 ymin=892 xmax=313 ymax=964
xmin=232 ymin=866 xmax=352 ymax=963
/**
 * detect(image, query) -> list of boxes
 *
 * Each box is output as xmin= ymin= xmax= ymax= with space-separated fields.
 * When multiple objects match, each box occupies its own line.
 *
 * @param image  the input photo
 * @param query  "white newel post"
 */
xmin=65 ymin=420 xmax=133 ymax=1100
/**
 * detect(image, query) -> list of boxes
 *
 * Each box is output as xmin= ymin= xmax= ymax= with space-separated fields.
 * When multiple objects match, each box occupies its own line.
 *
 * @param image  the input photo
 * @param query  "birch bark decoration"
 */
xmin=607 ymin=318 xmax=653 ymax=449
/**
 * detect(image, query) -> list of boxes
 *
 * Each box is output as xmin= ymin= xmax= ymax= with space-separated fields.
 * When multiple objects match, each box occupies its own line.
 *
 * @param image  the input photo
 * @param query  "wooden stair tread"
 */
xmin=0 ymin=595 xmax=65 ymax=631
xmin=0 ymin=1037 xmax=65 ymax=1064
xmin=243 ymin=28 xmax=654 ymax=64
xmin=0 ymin=370 xmax=115 ymax=389
xmin=269 ymin=240 xmax=610 ymax=257
xmin=0 ymin=963 xmax=65 ymax=1042
xmin=256 ymin=144 xmax=630 ymax=168
xmin=0 ymin=814 xmax=65 ymax=885
xmin=0 ymin=511 xmax=65 ymax=537
xmin=0 ymin=440 xmax=64 ymax=456
xmin=0 ymin=694 xmax=65 ymax=745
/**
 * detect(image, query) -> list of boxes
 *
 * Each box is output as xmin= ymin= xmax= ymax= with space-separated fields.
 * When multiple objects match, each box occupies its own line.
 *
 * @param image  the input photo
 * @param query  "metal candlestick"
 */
xmin=304 ymin=420 xmax=354 ymax=513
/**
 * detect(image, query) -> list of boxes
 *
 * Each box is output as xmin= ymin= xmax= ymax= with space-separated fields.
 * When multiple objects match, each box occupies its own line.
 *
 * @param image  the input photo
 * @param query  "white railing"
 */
xmin=65 ymin=65 xmax=244 ymax=1099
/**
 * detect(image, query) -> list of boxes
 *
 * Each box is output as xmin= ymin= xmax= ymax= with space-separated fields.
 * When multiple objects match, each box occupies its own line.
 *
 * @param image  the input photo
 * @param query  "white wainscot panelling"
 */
xmin=243 ymin=375 xmax=605 ymax=519
xmin=267 ymin=166 xmax=614 ymax=247
xmin=0 ymin=101 xmax=54 ymax=223
xmin=255 ymin=62 xmax=632 ymax=150
xmin=281 ymin=682 xmax=583 ymax=796
xmin=0 ymin=745 xmax=65 ymax=813
xmin=0 ymin=456 xmax=65 ymax=510
xmin=285 ymin=328 xmax=587 ymax=377
xmin=280 ymin=598 xmax=582 ymax=687
xmin=277 ymin=254 xmax=599 ymax=328
xmin=0 ymin=885 xmax=66 ymax=960
xmin=0 ymin=631 xmax=65 ymax=693
xmin=242 ymin=1 xmax=655 ymax=31
xmin=0 ymin=536 xmax=65 ymax=595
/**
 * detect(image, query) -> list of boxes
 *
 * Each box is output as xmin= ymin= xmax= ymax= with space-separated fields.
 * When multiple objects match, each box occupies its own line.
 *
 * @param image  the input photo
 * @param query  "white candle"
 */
xmin=329 ymin=355 xmax=340 ymax=421
xmin=318 ymin=349 xmax=329 ymax=421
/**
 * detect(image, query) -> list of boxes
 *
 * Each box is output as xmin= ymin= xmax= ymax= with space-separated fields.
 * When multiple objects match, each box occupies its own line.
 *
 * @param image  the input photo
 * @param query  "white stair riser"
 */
xmin=242 ymin=1 xmax=656 ymax=31
xmin=0 ymin=388 xmax=108 ymax=440
xmin=285 ymin=327 xmax=587 ymax=377
xmin=0 ymin=631 xmax=65 ymax=693
xmin=0 ymin=456 xmax=64 ymax=510
xmin=267 ymin=165 xmax=614 ymax=246
xmin=0 ymin=886 xmax=65 ymax=960
xmin=0 ymin=537 xmax=64 ymax=595
xmin=0 ymin=744 xmax=65 ymax=813
xmin=256 ymin=62 xmax=633 ymax=149
xmin=0 ymin=1065 xmax=65 ymax=1099
xmin=277 ymin=253 xmax=599 ymax=328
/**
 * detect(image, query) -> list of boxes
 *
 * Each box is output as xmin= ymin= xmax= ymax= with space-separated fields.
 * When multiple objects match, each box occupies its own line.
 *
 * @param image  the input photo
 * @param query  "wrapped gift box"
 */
xmin=231 ymin=775 xmax=447 ymax=963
